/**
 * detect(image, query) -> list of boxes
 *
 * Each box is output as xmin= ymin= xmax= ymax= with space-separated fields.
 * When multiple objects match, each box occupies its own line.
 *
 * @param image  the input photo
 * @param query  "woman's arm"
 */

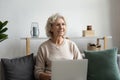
xmin=72 ymin=41 xmax=83 ymax=59
xmin=35 ymin=46 xmax=46 ymax=79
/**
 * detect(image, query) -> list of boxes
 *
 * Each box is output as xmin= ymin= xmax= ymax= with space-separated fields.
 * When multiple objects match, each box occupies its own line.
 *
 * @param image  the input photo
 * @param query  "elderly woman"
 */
xmin=34 ymin=13 xmax=83 ymax=80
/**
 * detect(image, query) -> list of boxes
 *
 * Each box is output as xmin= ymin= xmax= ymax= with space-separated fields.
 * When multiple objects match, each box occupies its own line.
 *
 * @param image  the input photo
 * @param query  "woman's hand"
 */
xmin=39 ymin=72 xmax=51 ymax=80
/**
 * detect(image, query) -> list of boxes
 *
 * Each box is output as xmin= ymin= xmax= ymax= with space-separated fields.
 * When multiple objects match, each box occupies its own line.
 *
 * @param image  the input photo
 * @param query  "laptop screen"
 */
xmin=51 ymin=59 xmax=88 ymax=80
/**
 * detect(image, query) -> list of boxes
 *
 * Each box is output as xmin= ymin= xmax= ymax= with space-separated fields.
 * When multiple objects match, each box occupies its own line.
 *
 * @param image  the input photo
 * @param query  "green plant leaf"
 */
xmin=0 ymin=20 xmax=8 ymax=42
xmin=0 ymin=34 xmax=8 ymax=42
xmin=0 ymin=21 xmax=2 ymax=27
xmin=0 ymin=27 xmax=8 ymax=33
xmin=0 ymin=38 xmax=7 ymax=42
xmin=0 ymin=21 xmax=8 ymax=30
xmin=0 ymin=34 xmax=8 ymax=39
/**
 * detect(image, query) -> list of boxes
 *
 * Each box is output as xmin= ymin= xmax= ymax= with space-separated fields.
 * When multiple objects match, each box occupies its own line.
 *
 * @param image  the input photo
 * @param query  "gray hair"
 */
xmin=45 ymin=13 xmax=66 ymax=38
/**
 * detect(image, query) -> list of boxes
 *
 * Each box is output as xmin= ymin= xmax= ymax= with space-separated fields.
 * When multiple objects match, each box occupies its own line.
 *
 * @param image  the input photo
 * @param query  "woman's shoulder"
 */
xmin=39 ymin=39 xmax=51 ymax=47
xmin=65 ymin=38 xmax=76 ymax=45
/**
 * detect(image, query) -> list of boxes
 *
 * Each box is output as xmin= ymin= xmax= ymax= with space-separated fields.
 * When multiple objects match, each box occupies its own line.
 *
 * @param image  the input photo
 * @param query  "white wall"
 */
xmin=0 ymin=0 xmax=120 ymax=58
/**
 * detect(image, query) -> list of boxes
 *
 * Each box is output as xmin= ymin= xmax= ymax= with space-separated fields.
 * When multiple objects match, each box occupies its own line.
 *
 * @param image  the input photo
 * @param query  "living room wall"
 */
xmin=109 ymin=0 xmax=120 ymax=53
xmin=0 ymin=0 xmax=120 ymax=59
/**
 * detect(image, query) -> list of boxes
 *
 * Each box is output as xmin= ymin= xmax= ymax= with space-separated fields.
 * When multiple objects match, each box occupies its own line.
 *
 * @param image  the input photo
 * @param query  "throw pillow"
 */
xmin=84 ymin=48 xmax=120 ymax=80
xmin=1 ymin=53 xmax=35 ymax=80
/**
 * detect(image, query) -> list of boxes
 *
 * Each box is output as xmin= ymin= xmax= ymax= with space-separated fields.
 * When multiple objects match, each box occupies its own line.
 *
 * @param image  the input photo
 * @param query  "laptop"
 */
xmin=51 ymin=59 xmax=88 ymax=80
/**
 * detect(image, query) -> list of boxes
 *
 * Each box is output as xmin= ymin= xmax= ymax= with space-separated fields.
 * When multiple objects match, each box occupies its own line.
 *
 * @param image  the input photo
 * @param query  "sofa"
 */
xmin=0 ymin=48 xmax=120 ymax=80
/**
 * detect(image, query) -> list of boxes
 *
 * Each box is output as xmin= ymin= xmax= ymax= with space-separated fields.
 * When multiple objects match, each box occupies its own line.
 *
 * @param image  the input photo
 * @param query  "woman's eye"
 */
xmin=56 ymin=24 xmax=60 ymax=26
xmin=56 ymin=23 xmax=65 ymax=26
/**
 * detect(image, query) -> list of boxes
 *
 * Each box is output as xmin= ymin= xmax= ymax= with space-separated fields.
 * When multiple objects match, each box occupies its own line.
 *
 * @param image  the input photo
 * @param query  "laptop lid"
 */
xmin=51 ymin=59 xmax=88 ymax=80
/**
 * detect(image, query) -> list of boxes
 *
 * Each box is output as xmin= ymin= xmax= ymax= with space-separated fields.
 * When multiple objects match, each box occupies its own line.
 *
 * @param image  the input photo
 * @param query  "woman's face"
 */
xmin=51 ymin=18 xmax=66 ymax=38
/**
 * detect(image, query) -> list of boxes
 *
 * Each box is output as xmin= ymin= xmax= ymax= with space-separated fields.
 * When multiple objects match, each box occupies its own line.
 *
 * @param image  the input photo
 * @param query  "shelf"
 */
xmin=21 ymin=36 xmax=112 ymax=55
xmin=21 ymin=37 xmax=97 ymax=40
xmin=21 ymin=37 xmax=48 ymax=39
xmin=21 ymin=36 xmax=112 ymax=39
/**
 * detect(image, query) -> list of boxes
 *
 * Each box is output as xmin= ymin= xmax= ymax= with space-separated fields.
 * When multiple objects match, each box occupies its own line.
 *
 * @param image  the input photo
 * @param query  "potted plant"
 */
xmin=0 ymin=21 xmax=8 ymax=42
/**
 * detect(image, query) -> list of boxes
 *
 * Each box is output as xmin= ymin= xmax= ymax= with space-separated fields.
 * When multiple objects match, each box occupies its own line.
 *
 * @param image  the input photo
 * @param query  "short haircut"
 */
xmin=45 ymin=13 xmax=66 ymax=38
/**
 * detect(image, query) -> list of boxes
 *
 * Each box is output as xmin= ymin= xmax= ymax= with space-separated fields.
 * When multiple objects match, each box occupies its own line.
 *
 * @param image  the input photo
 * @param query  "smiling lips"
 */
xmin=58 ymin=30 xmax=64 ymax=33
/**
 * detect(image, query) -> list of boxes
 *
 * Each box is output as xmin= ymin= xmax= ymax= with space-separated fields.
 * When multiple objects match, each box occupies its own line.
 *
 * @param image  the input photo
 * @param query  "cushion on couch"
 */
xmin=84 ymin=48 xmax=120 ymax=80
xmin=1 ymin=53 xmax=35 ymax=80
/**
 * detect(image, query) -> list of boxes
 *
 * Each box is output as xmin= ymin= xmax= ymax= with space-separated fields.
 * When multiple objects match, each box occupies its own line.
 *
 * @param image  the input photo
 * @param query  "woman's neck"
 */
xmin=51 ymin=36 xmax=64 ymax=46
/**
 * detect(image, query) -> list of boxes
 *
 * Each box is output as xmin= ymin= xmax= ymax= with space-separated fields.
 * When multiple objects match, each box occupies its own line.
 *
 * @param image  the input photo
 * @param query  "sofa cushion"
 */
xmin=1 ymin=53 xmax=35 ymax=80
xmin=84 ymin=48 xmax=120 ymax=80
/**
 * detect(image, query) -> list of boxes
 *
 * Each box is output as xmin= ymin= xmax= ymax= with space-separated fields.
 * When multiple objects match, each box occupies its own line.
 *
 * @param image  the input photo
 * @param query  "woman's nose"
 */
xmin=59 ymin=24 xmax=63 ymax=28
